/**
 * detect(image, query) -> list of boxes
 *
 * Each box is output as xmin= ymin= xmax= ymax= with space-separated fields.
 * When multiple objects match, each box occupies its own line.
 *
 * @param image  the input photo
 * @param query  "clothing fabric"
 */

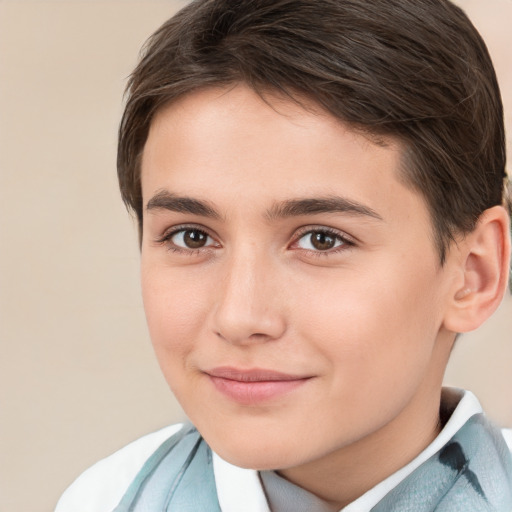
xmin=55 ymin=389 xmax=512 ymax=512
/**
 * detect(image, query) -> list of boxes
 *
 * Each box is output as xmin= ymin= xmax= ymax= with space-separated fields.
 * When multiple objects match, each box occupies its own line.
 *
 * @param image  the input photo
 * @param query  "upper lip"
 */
xmin=205 ymin=366 xmax=310 ymax=382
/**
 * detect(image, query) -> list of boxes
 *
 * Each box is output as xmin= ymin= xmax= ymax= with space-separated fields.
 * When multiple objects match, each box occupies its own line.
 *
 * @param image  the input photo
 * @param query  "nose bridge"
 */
xmin=212 ymin=244 xmax=285 ymax=344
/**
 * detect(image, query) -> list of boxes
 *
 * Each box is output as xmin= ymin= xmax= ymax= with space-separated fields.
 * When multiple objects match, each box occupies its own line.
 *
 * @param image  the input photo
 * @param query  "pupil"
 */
xmin=184 ymin=230 xmax=207 ymax=249
xmin=311 ymin=232 xmax=335 ymax=251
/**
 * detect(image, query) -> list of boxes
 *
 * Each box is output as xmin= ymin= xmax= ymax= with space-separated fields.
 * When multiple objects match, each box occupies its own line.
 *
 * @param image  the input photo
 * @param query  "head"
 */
xmin=119 ymin=0 xmax=508 ymax=261
xmin=117 ymin=0 xmax=511 ymax=496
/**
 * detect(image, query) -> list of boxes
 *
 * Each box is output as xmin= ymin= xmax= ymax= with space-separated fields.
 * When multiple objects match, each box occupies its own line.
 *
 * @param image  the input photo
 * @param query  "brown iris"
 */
xmin=183 ymin=229 xmax=208 ymax=248
xmin=310 ymin=232 xmax=337 ymax=251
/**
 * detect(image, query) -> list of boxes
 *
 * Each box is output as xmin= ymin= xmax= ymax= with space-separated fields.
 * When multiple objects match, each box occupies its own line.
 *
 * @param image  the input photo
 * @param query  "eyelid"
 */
xmin=153 ymin=223 xmax=355 ymax=255
xmin=289 ymin=225 xmax=356 ymax=252
xmin=154 ymin=223 xmax=220 ymax=249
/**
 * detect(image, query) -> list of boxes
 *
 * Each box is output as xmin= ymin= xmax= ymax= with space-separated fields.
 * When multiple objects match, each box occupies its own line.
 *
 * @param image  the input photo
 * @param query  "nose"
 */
xmin=211 ymin=250 xmax=287 ymax=345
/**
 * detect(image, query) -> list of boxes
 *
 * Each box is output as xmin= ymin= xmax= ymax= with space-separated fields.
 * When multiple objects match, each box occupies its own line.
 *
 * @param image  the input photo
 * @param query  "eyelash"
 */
xmin=291 ymin=226 xmax=356 ymax=257
xmin=154 ymin=225 xmax=355 ymax=256
xmin=155 ymin=224 xmax=218 ymax=255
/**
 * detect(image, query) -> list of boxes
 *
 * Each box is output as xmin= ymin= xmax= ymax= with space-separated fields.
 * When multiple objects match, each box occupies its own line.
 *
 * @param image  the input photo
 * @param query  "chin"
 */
xmin=205 ymin=433 xmax=303 ymax=471
xmin=217 ymin=449 xmax=294 ymax=471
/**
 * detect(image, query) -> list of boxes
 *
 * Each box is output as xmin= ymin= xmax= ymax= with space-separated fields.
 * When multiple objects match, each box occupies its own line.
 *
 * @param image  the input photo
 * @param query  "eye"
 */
xmin=295 ymin=229 xmax=352 ymax=252
xmin=168 ymin=228 xmax=215 ymax=250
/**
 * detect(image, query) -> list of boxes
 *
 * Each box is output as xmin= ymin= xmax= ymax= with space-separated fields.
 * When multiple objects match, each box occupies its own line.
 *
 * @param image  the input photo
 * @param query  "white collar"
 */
xmin=212 ymin=388 xmax=483 ymax=512
xmin=213 ymin=452 xmax=271 ymax=512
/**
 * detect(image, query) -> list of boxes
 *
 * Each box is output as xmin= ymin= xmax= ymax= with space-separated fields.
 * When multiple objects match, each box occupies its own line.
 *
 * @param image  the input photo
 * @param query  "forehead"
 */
xmin=147 ymin=85 xmax=393 ymax=152
xmin=141 ymin=84 xmax=429 ymax=231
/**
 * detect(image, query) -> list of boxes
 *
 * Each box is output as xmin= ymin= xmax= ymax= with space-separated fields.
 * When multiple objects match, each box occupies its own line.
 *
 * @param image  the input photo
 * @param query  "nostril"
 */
xmin=249 ymin=332 xmax=271 ymax=340
xmin=214 ymin=324 xmax=285 ymax=345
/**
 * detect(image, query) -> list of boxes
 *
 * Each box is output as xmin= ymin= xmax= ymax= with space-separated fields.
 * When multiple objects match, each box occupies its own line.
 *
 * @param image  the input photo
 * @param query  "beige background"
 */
xmin=0 ymin=1 xmax=510 ymax=511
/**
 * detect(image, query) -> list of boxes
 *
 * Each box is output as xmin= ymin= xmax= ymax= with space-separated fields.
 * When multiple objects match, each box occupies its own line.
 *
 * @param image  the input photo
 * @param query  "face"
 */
xmin=140 ymin=84 xmax=456 ymax=474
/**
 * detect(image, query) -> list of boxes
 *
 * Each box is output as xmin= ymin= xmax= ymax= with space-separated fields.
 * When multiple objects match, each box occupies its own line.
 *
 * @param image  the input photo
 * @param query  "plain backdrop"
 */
xmin=0 ymin=1 xmax=511 ymax=511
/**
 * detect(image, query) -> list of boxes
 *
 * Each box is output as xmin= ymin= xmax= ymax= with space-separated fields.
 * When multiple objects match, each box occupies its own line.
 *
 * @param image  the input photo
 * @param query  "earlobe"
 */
xmin=443 ymin=205 xmax=511 ymax=334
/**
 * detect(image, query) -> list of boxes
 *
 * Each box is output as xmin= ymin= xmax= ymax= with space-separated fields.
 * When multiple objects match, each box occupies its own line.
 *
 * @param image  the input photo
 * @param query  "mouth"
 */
xmin=204 ymin=367 xmax=312 ymax=405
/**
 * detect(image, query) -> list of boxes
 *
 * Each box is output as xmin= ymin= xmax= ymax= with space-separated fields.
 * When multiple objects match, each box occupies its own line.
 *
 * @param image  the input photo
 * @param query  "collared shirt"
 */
xmin=56 ymin=389 xmax=512 ymax=512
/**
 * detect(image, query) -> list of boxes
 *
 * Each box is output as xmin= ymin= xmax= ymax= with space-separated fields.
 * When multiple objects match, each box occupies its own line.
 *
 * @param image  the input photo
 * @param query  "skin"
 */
xmin=140 ymin=84 xmax=468 ymax=509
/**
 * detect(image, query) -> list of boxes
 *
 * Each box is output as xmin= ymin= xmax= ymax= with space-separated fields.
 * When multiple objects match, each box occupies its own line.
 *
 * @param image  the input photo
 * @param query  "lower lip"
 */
xmin=208 ymin=376 xmax=309 ymax=405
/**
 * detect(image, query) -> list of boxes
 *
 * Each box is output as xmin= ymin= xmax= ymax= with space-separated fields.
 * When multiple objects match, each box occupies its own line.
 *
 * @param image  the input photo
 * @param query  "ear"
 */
xmin=443 ymin=205 xmax=511 ymax=333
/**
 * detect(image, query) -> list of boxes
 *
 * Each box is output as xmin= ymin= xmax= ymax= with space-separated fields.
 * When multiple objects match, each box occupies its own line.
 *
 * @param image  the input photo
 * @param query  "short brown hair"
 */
xmin=118 ymin=0 xmax=507 ymax=261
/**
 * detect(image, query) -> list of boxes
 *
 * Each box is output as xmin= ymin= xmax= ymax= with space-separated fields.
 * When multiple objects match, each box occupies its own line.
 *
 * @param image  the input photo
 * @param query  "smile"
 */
xmin=205 ymin=367 xmax=312 ymax=405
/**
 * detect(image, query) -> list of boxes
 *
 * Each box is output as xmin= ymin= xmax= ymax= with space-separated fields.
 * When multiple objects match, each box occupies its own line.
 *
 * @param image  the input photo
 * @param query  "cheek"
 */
xmin=288 ymin=271 xmax=442 ymax=444
xmin=141 ymin=265 xmax=209 ymax=358
xmin=296 ymin=264 xmax=442 ymax=385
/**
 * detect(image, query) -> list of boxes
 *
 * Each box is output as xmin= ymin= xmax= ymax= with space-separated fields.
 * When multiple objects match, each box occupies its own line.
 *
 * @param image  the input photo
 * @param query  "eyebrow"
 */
xmin=146 ymin=190 xmax=222 ymax=219
xmin=266 ymin=196 xmax=383 ymax=221
xmin=146 ymin=190 xmax=383 ymax=222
